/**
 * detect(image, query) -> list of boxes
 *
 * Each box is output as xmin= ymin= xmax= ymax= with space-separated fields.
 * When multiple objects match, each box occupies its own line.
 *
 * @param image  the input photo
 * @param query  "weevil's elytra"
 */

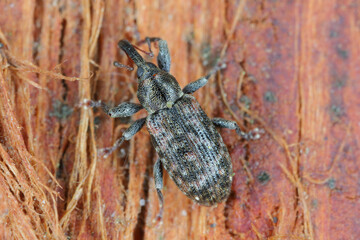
xmin=91 ymin=38 xmax=259 ymax=214
xmin=147 ymin=94 xmax=232 ymax=205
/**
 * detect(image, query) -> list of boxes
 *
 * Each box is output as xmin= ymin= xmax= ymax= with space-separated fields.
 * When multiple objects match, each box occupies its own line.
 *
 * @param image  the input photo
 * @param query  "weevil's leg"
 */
xmin=88 ymin=100 xmax=143 ymax=118
xmin=138 ymin=37 xmax=171 ymax=72
xmin=113 ymin=61 xmax=134 ymax=71
xmin=154 ymin=158 xmax=164 ymax=220
xmin=156 ymin=39 xmax=171 ymax=73
xmin=182 ymin=76 xmax=208 ymax=94
xmin=183 ymin=62 xmax=227 ymax=94
xmin=212 ymin=118 xmax=263 ymax=140
xmin=98 ymin=117 xmax=146 ymax=158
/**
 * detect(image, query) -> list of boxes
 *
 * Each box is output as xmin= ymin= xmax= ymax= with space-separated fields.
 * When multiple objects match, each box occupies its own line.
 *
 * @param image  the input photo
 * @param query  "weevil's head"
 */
xmin=117 ymin=40 xmax=159 ymax=82
xmin=117 ymin=39 xmax=182 ymax=113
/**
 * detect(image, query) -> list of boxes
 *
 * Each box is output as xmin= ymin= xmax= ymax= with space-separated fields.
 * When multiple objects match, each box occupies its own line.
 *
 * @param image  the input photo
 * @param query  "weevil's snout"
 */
xmin=117 ymin=40 xmax=160 ymax=80
xmin=117 ymin=40 xmax=145 ymax=67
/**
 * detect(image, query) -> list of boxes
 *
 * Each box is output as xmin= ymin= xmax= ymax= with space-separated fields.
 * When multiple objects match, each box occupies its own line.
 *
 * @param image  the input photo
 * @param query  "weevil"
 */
xmin=89 ymin=38 xmax=261 ymax=215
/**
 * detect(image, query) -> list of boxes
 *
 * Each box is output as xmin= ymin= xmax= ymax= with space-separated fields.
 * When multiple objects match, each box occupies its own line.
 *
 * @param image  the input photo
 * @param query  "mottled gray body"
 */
xmin=147 ymin=95 xmax=232 ymax=205
xmin=93 ymin=38 xmax=258 ymax=216
xmin=137 ymin=72 xmax=183 ymax=113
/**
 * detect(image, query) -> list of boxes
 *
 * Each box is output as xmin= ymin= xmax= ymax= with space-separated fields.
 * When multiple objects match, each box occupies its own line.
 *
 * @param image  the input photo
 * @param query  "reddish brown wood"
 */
xmin=0 ymin=0 xmax=359 ymax=239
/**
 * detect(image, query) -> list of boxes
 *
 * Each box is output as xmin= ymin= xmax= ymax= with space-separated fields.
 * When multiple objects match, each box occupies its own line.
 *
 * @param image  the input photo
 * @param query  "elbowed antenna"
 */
xmin=118 ymin=40 xmax=146 ymax=67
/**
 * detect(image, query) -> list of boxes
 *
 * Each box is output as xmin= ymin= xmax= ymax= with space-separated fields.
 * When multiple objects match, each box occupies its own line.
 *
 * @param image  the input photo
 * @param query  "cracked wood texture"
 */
xmin=0 ymin=0 xmax=359 ymax=239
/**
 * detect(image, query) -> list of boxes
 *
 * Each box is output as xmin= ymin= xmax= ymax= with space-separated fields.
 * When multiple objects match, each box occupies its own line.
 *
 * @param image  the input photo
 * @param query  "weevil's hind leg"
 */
xmin=98 ymin=117 xmax=146 ymax=158
xmin=212 ymin=118 xmax=263 ymax=140
xmin=154 ymin=158 xmax=164 ymax=221
xmin=183 ymin=62 xmax=227 ymax=94
xmin=88 ymin=100 xmax=143 ymax=118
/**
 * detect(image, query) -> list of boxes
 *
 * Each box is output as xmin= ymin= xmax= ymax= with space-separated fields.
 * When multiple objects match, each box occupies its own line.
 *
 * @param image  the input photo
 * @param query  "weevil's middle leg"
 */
xmin=98 ymin=117 xmax=146 ymax=158
xmin=154 ymin=158 xmax=164 ymax=221
xmin=88 ymin=100 xmax=143 ymax=118
xmin=183 ymin=62 xmax=227 ymax=94
xmin=212 ymin=118 xmax=263 ymax=140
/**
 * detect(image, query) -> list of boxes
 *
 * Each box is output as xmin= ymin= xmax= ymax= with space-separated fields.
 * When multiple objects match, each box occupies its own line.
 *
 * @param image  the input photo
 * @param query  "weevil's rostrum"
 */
xmin=92 ymin=38 xmax=256 ymax=211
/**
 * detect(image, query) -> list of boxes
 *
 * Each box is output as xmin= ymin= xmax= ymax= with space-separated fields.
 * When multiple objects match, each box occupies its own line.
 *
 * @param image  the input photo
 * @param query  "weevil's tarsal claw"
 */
xmin=81 ymin=99 xmax=101 ymax=108
xmin=81 ymin=99 xmax=110 ymax=114
xmin=184 ymin=60 xmax=226 ymax=94
xmin=142 ymin=37 xmax=162 ymax=57
xmin=249 ymin=128 xmax=265 ymax=140
xmin=113 ymin=61 xmax=134 ymax=71
xmin=98 ymin=118 xmax=145 ymax=158
xmin=144 ymin=37 xmax=161 ymax=44
xmin=137 ymin=37 xmax=161 ymax=53
xmin=155 ymin=212 xmax=163 ymax=225
xmin=153 ymin=158 xmax=164 ymax=224
xmin=212 ymin=118 xmax=263 ymax=141
xmin=118 ymin=39 xmax=146 ymax=67
xmin=236 ymin=127 xmax=264 ymax=140
xmin=155 ymin=189 xmax=164 ymax=223
xmin=134 ymin=37 xmax=171 ymax=72
xmin=98 ymin=137 xmax=125 ymax=158
xmin=207 ymin=60 xmax=227 ymax=77
xmin=235 ymin=128 xmax=249 ymax=140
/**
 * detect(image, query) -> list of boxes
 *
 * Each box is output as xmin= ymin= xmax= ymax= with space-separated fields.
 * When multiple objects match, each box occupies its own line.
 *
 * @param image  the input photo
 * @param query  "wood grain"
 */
xmin=0 ymin=0 xmax=359 ymax=239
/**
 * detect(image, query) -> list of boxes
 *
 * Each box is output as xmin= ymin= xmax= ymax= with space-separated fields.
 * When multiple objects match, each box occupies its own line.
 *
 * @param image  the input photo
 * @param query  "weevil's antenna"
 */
xmin=137 ymin=37 xmax=162 ymax=58
xmin=113 ymin=61 xmax=134 ymax=71
xmin=133 ymin=44 xmax=154 ymax=58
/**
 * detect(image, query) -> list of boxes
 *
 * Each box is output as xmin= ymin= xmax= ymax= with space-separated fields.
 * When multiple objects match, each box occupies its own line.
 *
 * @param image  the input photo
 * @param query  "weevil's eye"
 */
xmin=137 ymin=67 xmax=144 ymax=78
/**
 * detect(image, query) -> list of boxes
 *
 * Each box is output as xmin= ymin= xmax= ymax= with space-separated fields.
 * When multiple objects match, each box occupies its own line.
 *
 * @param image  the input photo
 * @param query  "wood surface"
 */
xmin=0 ymin=0 xmax=359 ymax=239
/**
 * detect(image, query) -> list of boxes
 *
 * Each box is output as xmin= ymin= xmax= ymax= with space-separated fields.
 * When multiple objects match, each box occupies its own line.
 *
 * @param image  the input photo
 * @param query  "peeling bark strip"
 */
xmin=0 ymin=0 xmax=359 ymax=239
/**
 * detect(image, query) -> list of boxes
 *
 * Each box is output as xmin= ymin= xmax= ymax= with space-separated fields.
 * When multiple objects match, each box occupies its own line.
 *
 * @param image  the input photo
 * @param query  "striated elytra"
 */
xmin=91 ymin=38 xmax=260 ymax=216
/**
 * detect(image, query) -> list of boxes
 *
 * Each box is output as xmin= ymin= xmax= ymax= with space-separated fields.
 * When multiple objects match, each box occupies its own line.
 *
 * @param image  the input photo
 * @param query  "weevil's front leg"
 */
xmin=139 ymin=37 xmax=171 ymax=73
xmin=212 ymin=118 xmax=263 ymax=140
xmin=154 ymin=158 xmax=164 ymax=220
xmin=156 ymin=39 xmax=171 ymax=73
xmin=183 ymin=62 xmax=226 ymax=94
xmin=89 ymin=100 xmax=143 ymax=118
xmin=99 ymin=117 xmax=146 ymax=158
xmin=182 ymin=76 xmax=208 ymax=94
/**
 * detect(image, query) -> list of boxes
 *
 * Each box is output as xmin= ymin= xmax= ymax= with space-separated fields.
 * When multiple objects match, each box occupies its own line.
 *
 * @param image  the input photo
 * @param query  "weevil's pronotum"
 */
xmin=89 ymin=38 xmax=261 ymax=215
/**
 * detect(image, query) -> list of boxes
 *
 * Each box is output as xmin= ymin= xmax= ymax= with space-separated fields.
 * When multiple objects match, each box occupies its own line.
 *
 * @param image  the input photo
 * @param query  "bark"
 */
xmin=0 ymin=0 xmax=358 ymax=239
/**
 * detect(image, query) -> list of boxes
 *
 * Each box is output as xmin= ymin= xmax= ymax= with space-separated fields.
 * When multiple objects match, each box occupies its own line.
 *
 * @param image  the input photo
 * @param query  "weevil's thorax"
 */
xmin=137 ymin=64 xmax=183 ymax=113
